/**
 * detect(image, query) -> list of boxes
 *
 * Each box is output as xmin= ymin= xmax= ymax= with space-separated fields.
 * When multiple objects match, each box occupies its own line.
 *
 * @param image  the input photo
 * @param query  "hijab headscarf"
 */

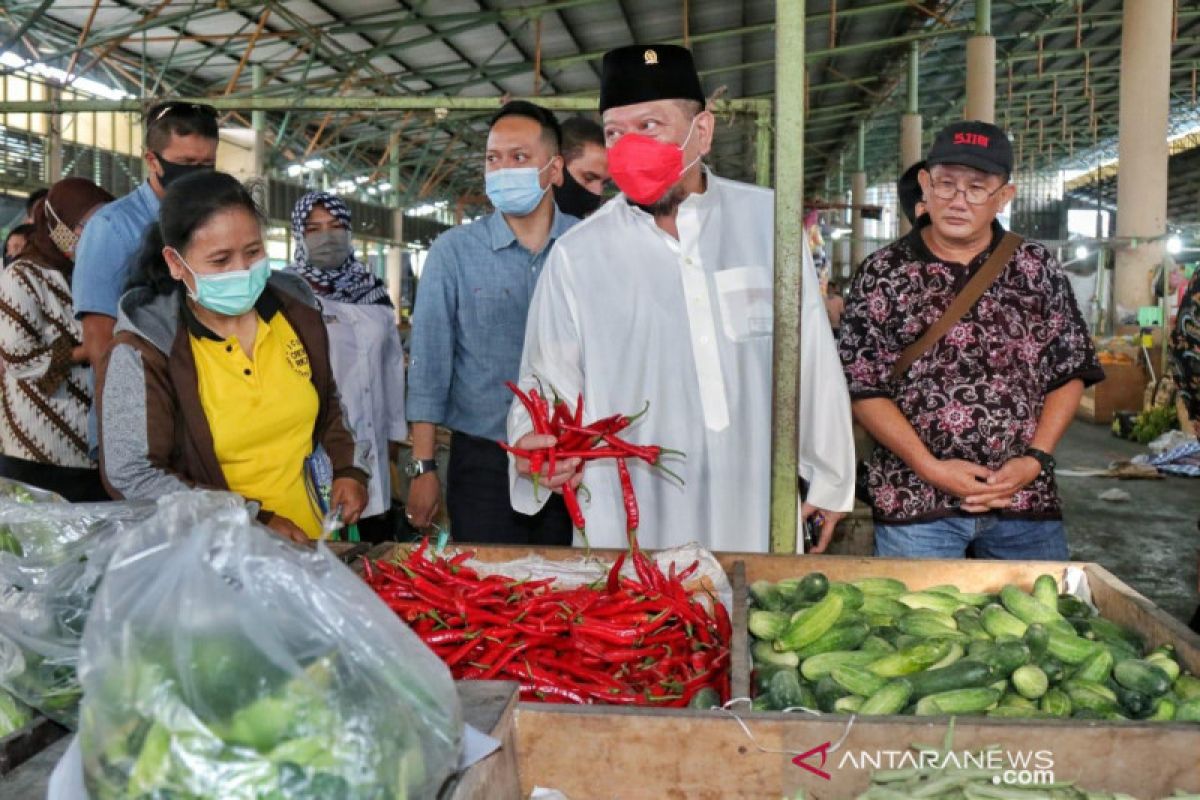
xmin=22 ymin=178 xmax=113 ymax=275
xmin=286 ymin=192 xmax=391 ymax=306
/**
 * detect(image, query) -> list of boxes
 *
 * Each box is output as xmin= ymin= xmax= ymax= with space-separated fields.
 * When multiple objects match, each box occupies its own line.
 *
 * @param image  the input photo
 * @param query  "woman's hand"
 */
xmin=267 ymin=515 xmax=311 ymax=546
xmin=332 ymin=477 xmax=368 ymax=524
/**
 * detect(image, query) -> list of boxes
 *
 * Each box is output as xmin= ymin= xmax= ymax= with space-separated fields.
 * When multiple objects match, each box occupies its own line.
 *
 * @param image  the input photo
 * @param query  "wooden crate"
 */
xmin=515 ymin=704 xmax=1200 ymax=798
xmin=0 ymin=716 xmax=66 ymax=776
xmin=1078 ymin=362 xmax=1148 ymax=423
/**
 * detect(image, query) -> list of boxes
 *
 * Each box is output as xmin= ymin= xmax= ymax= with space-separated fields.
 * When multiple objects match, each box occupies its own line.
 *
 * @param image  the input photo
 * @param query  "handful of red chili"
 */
xmin=500 ymin=382 xmax=682 ymax=544
xmin=365 ymin=538 xmax=731 ymax=707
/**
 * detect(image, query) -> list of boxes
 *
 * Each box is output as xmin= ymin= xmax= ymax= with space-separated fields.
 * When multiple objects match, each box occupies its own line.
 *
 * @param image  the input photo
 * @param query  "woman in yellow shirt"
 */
xmin=98 ymin=172 xmax=367 ymax=543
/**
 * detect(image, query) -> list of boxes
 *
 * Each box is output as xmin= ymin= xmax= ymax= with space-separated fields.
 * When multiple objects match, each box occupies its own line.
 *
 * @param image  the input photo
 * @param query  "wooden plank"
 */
xmin=1085 ymin=562 xmax=1200 ymax=674
xmin=0 ymin=716 xmax=66 ymax=776
xmin=730 ymin=560 xmax=751 ymax=700
xmin=447 ymin=681 xmax=522 ymax=800
xmin=515 ymin=704 xmax=1200 ymax=798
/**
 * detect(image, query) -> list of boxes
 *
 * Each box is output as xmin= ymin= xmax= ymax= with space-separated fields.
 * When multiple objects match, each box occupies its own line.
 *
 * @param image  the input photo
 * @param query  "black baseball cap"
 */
xmin=925 ymin=121 xmax=1013 ymax=177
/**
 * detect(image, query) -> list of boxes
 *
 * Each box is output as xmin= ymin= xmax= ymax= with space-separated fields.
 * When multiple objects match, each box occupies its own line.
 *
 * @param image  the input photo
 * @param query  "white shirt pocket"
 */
xmin=713 ymin=266 xmax=773 ymax=342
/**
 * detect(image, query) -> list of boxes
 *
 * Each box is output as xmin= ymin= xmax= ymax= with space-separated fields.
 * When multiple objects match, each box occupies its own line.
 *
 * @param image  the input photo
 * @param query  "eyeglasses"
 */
xmin=929 ymin=177 xmax=1008 ymax=206
xmin=150 ymin=101 xmax=218 ymax=123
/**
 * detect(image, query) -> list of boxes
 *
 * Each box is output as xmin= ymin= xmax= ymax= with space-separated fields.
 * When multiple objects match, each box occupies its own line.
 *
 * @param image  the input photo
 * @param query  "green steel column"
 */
xmin=907 ymin=41 xmax=919 ymax=115
xmin=390 ymin=132 xmax=401 ymax=206
xmin=856 ymin=122 xmax=866 ymax=172
xmin=976 ymin=0 xmax=991 ymax=35
xmin=851 ymin=122 xmax=867 ymax=267
xmin=755 ymin=111 xmax=772 ymax=187
xmin=252 ymin=65 xmax=266 ymax=177
xmin=769 ymin=0 xmax=805 ymax=554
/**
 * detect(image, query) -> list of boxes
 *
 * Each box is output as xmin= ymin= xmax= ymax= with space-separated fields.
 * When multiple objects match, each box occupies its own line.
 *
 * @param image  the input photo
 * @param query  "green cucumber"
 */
xmin=688 ymin=687 xmax=721 ymax=710
xmin=861 ymin=635 xmax=896 ymax=655
xmin=987 ymin=706 xmax=1056 ymax=719
xmin=1037 ymin=657 xmax=1065 ymax=684
xmin=1174 ymin=697 xmax=1200 ymax=722
xmin=975 ymin=640 xmax=1031 ymax=678
xmin=1079 ymin=617 xmax=1146 ymax=653
xmin=1056 ymin=594 xmax=1094 ymax=619
xmin=796 ymin=572 xmax=830 ymax=602
xmin=1012 ymin=665 xmax=1050 ymax=700
xmin=1072 ymin=648 xmax=1115 ymax=684
xmin=928 ymin=641 xmax=965 ymax=671
xmin=1174 ymin=674 xmax=1200 ymax=701
xmin=981 ymin=604 xmax=1028 ymax=639
xmin=748 ymin=610 xmax=790 ymax=641
xmin=799 ymin=650 xmax=879 ymax=682
xmin=815 ymin=674 xmax=851 ymax=713
xmin=767 ymin=669 xmax=809 ymax=709
xmin=749 ymin=580 xmax=786 ymax=611
xmin=833 ymin=695 xmax=864 ymax=714
xmin=999 ymin=691 xmax=1039 ymax=709
xmin=958 ymin=592 xmax=996 ymax=607
xmin=1110 ymin=682 xmax=1153 ymax=719
xmin=897 ymin=609 xmax=959 ymax=638
xmin=1148 ymin=697 xmax=1176 ymax=721
xmin=831 ymin=664 xmax=887 ymax=698
xmin=1000 ymin=584 xmax=1065 ymax=625
xmin=1146 ymin=653 xmax=1182 ymax=682
xmin=1113 ymin=659 xmax=1172 ymax=697
xmin=860 ymin=595 xmax=909 ymax=620
xmin=906 ymin=659 xmax=996 ymax=699
xmin=858 ymin=679 xmax=914 ymax=716
xmin=826 ymin=582 xmax=865 ymax=611
xmin=852 ymin=577 xmax=908 ymax=597
xmin=775 ymin=593 xmax=843 ymax=652
xmin=751 ymin=696 xmax=771 ymax=712
xmin=1023 ymin=623 xmax=1049 ymax=659
xmin=898 ymin=591 xmax=963 ymax=615
xmin=1046 ymin=629 xmax=1101 ymax=665
xmin=794 ymin=619 xmax=872 ymax=659
xmin=753 ymin=640 xmax=800 ymax=669
xmin=1063 ymin=679 xmax=1120 ymax=714
xmin=1040 ymin=687 xmax=1072 ymax=717
xmin=954 ymin=609 xmax=991 ymax=641
xmin=868 ymin=640 xmax=953 ymax=678
xmin=914 ymin=687 xmax=1001 ymax=716
xmin=1032 ymin=574 xmax=1060 ymax=609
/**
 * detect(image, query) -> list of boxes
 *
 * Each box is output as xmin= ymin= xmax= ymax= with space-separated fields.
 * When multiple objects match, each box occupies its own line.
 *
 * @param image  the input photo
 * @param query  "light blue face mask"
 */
xmin=173 ymin=249 xmax=271 ymax=317
xmin=485 ymin=161 xmax=553 ymax=216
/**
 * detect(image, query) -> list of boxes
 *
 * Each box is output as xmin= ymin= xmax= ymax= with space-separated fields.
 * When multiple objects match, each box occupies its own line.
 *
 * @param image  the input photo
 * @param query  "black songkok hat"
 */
xmin=599 ymin=44 xmax=706 ymax=114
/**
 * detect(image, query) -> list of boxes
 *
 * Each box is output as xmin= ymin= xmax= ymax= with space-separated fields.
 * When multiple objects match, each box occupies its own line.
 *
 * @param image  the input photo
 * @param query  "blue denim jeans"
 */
xmin=873 ymin=516 xmax=1069 ymax=560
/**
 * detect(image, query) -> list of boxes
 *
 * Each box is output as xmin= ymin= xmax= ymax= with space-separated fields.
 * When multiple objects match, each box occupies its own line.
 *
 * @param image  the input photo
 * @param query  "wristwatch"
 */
xmin=405 ymin=458 xmax=438 ymax=478
xmin=1024 ymin=447 xmax=1056 ymax=476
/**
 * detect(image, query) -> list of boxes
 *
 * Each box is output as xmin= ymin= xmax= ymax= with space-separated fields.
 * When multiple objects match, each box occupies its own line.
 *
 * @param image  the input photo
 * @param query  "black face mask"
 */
xmin=553 ymin=167 xmax=605 ymax=219
xmin=153 ymin=152 xmax=214 ymax=190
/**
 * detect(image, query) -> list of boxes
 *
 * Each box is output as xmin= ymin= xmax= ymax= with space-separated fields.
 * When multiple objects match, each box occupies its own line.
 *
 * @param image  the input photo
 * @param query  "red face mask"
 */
xmin=607 ymin=118 xmax=701 ymax=205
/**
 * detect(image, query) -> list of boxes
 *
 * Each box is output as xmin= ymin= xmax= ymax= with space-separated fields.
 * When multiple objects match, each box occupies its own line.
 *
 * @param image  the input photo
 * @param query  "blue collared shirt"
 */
xmin=407 ymin=207 xmax=577 ymax=441
xmin=72 ymin=180 xmax=161 ymax=320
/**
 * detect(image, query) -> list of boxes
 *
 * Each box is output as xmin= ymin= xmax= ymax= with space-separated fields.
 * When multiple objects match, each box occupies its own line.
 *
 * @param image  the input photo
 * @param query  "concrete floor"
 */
xmin=1057 ymin=420 xmax=1200 ymax=625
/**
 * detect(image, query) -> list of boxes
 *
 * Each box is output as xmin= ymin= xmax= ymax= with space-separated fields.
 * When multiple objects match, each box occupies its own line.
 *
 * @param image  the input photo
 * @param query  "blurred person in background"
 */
xmin=22 ymin=188 xmax=47 ymax=224
xmin=287 ymin=191 xmax=407 ymax=543
xmin=99 ymin=172 xmax=367 ymax=545
xmin=825 ymin=280 xmax=845 ymax=337
xmin=554 ymin=117 xmax=609 ymax=219
xmin=3 ymin=223 xmax=34 ymax=267
xmin=0 ymin=178 xmax=113 ymax=500
xmin=1168 ymin=260 xmax=1200 ymax=633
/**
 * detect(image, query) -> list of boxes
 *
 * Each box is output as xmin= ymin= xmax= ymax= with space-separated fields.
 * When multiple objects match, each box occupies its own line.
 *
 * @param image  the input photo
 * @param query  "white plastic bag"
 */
xmin=0 ymin=491 xmax=156 ymax=727
xmin=78 ymin=491 xmax=462 ymax=800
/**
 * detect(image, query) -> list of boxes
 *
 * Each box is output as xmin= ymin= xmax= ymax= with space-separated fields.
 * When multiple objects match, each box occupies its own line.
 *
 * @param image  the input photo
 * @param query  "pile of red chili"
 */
xmin=365 ymin=538 xmax=731 ymax=706
xmin=499 ymin=382 xmax=682 ymax=540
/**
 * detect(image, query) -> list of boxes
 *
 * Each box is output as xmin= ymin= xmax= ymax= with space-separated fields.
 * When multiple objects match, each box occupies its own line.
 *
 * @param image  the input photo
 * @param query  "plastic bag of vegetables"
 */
xmin=77 ymin=491 xmax=463 ymax=800
xmin=0 ymin=494 xmax=156 ymax=727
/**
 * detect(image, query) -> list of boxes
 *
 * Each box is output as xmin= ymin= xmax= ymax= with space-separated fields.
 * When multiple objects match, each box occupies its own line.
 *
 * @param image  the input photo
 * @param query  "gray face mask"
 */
xmin=304 ymin=228 xmax=352 ymax=269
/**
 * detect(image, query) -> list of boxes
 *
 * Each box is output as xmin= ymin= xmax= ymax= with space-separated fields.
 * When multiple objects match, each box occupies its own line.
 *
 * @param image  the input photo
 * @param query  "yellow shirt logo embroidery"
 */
xmin=644 ymin=49 xmax=658 ymax=66
xmin=286 ymin=338 xmax=311 ymax=378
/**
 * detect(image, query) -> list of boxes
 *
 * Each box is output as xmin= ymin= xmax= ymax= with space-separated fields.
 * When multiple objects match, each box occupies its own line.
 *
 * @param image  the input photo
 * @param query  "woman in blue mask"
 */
xmin=98 ymin=171 xmax=368 ymax=545
xmin=286 ymin=192 xmax=406 ymax=542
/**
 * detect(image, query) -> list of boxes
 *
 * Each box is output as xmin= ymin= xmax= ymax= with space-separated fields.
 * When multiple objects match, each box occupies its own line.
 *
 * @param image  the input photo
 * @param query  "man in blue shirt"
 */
xmin=74 ymin=102 xmax=219 ymax=374
xmin=406 ymin=101 xmax=578 ymax=544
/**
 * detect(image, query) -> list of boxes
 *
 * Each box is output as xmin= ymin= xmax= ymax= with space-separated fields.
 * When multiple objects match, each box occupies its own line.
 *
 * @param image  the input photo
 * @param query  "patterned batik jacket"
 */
xmin=838 ymin=220 xmax=1105 ymax=525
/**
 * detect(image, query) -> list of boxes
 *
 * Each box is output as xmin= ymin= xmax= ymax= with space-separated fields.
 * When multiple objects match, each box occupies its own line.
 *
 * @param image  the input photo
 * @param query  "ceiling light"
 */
xmin=1074 ymin=246 xmax=1088 ymax=261
xmin=1167 ymin=235 xmax=1183 ymax=255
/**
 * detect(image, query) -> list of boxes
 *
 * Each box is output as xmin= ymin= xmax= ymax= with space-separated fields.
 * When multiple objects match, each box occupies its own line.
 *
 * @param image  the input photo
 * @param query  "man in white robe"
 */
xmin=506 ymin=44 xmax=855 ymax=553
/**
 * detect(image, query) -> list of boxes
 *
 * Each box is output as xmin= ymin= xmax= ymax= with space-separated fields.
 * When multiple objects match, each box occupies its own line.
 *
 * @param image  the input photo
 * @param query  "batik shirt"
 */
xmin=1170 ymin=269 xmax=1200 ymax=427
xmin=839 ymin=220 xmax=1104 ymax=524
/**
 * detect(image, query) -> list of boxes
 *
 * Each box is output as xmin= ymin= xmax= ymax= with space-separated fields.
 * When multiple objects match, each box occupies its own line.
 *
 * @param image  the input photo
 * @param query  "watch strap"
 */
xmin=1025 ymin=447 xmax=1055 ymax=475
